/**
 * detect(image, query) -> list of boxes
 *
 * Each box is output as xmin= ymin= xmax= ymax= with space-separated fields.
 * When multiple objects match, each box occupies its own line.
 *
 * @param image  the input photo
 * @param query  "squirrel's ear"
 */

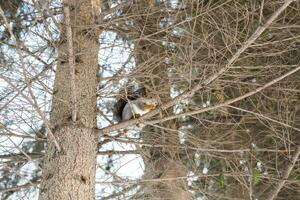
xmin=135 ymin=87 xmax=147 ymax=97
xmin=151 ymin=96 xmax=158 ymax=104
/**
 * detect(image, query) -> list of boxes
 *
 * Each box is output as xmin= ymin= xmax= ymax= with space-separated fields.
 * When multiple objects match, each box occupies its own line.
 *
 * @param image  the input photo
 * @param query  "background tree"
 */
xmin=1 ymin=0 xmax=300 ymax=200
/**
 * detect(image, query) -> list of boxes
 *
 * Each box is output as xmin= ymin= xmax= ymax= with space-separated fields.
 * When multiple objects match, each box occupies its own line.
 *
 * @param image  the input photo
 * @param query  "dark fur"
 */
xmin=113 ymin=87 xmax=146 ymax=122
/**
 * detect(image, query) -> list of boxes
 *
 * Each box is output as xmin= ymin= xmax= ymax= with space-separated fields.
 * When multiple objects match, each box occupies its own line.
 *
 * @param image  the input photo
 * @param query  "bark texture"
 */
xmin=38 ymin=0 xmax=100 ymax=199
xmin=39 ymin=126 xmax=96 ymax=200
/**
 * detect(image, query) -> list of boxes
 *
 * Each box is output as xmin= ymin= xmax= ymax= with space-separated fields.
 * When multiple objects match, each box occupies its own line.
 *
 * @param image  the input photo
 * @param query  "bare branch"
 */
xmin=63 ymin=4 xmax=77 ymax=122
xmin=95 ymin=0 xmax=296 ymax=136
xmin=145 ymin=64 xmax=300 ymax=125
xmin=265 ymin=146 xmax=300 ymax=200
xmin=0 ymin=6 xmax=61 ymax=152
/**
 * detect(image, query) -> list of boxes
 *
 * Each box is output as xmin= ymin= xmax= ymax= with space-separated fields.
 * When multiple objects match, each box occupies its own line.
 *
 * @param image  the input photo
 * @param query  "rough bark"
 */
xmin=38 ymin=0 xmax=100 ymax=199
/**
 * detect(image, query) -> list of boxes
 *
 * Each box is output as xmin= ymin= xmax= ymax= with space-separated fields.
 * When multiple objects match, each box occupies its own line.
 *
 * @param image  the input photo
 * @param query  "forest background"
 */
xmin=0 ymin=0 xmax=299 ymax=199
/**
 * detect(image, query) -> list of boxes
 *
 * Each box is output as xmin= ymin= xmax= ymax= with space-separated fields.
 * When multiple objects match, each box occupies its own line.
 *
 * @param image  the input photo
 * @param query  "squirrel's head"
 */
xmin=141 ymin=97 xmax=158 ymax=111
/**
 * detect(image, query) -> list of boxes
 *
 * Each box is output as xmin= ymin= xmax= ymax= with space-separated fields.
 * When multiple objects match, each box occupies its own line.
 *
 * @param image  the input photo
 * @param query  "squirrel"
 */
xmin=113 ymin=86 xmax=158 ymax=122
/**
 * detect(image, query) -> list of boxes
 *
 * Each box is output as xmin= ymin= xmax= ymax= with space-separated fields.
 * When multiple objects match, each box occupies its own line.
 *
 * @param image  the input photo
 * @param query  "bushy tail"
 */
xmin=113 ymin=98 xmax=127 ymax=122
xmin=113 ymin=86 xmax=147 ymax=122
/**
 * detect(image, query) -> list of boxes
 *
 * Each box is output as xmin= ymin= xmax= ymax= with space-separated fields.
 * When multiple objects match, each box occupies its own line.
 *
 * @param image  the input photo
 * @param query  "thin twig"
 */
xmin=0 ymin=6 xmax=61 ymax=152
xmin=0 ymin=181 xmax=39 ymax=193
xmin=145 ymin=64 xmax=300 ymax=125
xmin=227 ymin=105 xmax=300 ymax=132
xmin=264 ymin=146 xmax=300 ymax=200
xmin=97 ymin=150 xmax=138 ymax=155
xmin=95 ymin=0 xmax=295 ymax=137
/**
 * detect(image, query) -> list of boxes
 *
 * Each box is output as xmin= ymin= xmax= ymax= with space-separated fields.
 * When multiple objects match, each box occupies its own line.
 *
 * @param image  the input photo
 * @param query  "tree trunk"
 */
xmin=38 ymin=1 xmax=100 ymax=199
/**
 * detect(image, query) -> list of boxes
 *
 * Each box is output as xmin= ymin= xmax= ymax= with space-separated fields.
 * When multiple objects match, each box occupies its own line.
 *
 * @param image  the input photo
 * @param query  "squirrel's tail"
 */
xmin=113 ymin=98 xmax=127 ymax=122
xmin=113 ymin=86 xmax=147 ymax=122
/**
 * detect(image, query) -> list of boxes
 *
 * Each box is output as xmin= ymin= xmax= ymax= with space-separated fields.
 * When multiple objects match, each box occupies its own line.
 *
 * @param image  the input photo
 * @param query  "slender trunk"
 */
xmin=38 ymin=1 xmax=99 ymax=199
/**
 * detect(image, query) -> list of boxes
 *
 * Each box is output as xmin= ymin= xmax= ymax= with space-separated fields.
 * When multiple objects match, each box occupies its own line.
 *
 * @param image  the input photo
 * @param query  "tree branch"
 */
xmin=145 ymin=64 xmax=300 ymax=125
xmin=0 ymin=5 xmax=61 ymax=152
xmin=95 ymin=0 xmax=296 ymax=137
xmin=0 ymin=181 xmax=39 ymax=193
xmin=0 ymin=152 xmax=42 ymax=160
xmin=265 ymin=146 xmax=300 ymax=200
xmin=63 ymin=4 xmax=77 ymax=122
